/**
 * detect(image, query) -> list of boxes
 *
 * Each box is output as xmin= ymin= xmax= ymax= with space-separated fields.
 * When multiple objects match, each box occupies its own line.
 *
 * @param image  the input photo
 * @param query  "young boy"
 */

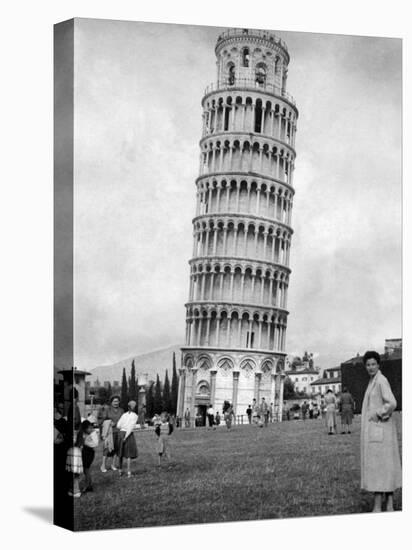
xmin=81 ymin=420 xmax=99 ymax=492
xmin=154 ymin=413 xmax=174 ymax=467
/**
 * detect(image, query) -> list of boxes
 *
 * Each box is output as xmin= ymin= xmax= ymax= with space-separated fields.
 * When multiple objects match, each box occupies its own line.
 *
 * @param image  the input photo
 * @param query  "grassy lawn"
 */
xmin=73 ymin=413 xmax=402 ymax=531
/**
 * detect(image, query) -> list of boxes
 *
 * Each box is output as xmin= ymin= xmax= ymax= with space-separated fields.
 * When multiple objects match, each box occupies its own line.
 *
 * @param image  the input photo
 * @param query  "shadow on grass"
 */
xmin=23 ymin=507 xmax=53 ymax=524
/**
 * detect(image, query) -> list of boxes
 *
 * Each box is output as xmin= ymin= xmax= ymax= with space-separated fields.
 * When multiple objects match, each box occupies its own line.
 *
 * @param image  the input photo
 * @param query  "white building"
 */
xmin=285 ymin=366 xmax=320 ymax=395
xmin=310 ymin=366 xmax=341 ymax=395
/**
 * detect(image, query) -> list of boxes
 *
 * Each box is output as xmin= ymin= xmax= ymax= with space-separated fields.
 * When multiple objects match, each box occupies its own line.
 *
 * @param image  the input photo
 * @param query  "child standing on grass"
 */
xmin=154 ymin=413 xmax=174 ymax=467
xmin=80 ymin=420 xmax=99 ymax=492
xmin=117 ymin=400 xmax=138 ymax=478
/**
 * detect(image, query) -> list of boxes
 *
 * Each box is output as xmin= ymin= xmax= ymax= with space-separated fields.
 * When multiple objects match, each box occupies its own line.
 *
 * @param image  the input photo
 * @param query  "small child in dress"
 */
xmin=80 ymin=420 xmax=99 ymax=492
xmin=66 ymin=438 xmax=83 ymax=498
xmin=154 ymin=413 xmax=174 ymax=467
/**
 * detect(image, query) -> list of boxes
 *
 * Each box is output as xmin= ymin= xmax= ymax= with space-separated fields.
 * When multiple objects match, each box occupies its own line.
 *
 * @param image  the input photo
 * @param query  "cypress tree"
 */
xmin=171 ymin=354 xmax=179 ymax=414
xmin=145 ymin=381 xmax=154 ymax=417
xmin=153 ymin=374 xmax=163 ymax=414
xmin=162 ymin=369 xmax=171 ymax=412
xmin=129 ymin=359 xmax=137 ymax=401
xmin=120 ymin=367 xmax=129 ymax=411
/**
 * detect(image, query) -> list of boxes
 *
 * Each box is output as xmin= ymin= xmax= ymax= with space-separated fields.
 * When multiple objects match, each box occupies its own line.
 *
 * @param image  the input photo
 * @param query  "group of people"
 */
xmin=246 ymin=397 xmax=273 ymax=426
xmin=322 ymin=387 xmax=356 ymax=435
xmin=55 ymin=349 xmax=401 ymax=512
xmin=54 ymin=396 xmax=174 ymax=498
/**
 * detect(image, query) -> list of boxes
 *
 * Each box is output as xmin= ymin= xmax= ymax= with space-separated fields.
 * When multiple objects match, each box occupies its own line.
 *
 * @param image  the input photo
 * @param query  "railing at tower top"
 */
xmin=204 ymin=78 xmax=296 ymax=106
xmin=216 ymin=28 xmax=289 ymax=54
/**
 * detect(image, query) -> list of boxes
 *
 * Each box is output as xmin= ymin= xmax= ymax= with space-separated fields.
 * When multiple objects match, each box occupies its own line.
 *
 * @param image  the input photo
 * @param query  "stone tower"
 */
xmin=178 ymin=28 xmax=298 ymax=426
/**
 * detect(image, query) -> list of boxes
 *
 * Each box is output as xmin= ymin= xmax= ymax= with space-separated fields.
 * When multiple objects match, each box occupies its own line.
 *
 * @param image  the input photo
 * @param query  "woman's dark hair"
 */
xmin=75 ymin=420 xmax=92 ymax=447
xmin=110 ymin=395 xmax=120 ymax=404
xmin=362 ymin=350 xmax=381 ymax=366
xmin=342 ymin=386 xmax=348 ymax=393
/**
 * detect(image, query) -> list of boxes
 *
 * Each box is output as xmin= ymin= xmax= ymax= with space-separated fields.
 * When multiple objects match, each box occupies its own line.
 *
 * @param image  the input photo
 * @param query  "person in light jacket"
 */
xmin=361 ymin=351 xmax=401 ymax=512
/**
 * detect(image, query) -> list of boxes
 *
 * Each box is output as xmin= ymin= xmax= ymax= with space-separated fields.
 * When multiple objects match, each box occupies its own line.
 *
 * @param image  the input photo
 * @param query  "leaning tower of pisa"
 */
xmin=178 ymin=28 xmax=298 ymax=426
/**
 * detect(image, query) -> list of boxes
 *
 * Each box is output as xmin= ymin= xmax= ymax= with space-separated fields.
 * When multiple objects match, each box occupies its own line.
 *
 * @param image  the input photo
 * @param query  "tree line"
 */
xmin=119 ymin=352 xmax=179 ymax=417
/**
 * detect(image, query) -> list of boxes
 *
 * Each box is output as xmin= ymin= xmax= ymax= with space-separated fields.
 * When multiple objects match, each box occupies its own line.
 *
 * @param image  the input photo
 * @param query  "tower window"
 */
xmin=242 ymin=48 xmax=250 ymax=68
xmin=255 ymin=64 xmax=267 ymax=86
xmin=254 ymin=102 xmax=263 ymax=133
xmin=246 ymin=331 xmax=255 ymax=348
xmin=228 ymin=64 xmax=235 ymax=85
xmin=224 ymin=108 xmax=230 ymax=131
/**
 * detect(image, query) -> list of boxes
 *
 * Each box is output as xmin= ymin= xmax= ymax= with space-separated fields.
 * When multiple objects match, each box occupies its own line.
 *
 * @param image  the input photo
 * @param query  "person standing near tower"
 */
xmin=360 ymin=351 xmax=401 ymax=512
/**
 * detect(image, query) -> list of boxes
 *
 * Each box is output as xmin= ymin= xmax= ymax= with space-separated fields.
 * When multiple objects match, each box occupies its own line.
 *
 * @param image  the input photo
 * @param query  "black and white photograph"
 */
xmin=52 ymin=16 xmax=403 ymax=532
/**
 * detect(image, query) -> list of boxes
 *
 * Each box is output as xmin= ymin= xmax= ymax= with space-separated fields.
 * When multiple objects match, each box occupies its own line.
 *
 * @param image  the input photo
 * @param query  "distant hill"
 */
xmin=89 ymin=344 xmax=182 ymax=384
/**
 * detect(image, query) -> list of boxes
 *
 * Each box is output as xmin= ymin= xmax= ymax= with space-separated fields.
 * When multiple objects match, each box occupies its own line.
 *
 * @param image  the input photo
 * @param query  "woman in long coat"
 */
xmin=339 ymin=387 xmax=355 ymax=434
xmin=324 ymin=389 xmax=337 ymax=434
xmin=361 ymin=351 xmax=401 ymax=512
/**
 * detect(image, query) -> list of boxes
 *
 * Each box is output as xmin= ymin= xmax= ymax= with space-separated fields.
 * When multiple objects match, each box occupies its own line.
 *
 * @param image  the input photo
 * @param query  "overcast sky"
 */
xmin=73 ymin=18 xmax=402 ymax=370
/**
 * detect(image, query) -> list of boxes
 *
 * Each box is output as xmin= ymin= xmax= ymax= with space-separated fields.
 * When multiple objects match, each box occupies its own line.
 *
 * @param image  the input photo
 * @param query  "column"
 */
xmin=240 ymin=273 xmax=245 ymax=301
xmin=231 ymin=105 xmax=236 ymax=130
xmin=243 ymin=227 xmax=248 ymax=256
xmin=260 ymin=276 xmax=265 ymax=304
xmin=278 ymin=115 xmax=282 ymax=140
xmin=251 ymin=272 xmax=256 ymax=301
xmin=271 ymin=109 xmax=275 ymax=136
xmin=177 ymin=368 xmax=186 ymax=423
xmin=261 ymin=105 xmax=266 ymax=134
xmin=274 ymin=190 xmax=279 ymax=219
xmin=229 ymin=146 xmax=234 ymax=172
xmin=271 ymin=235 xmax=276 ymax=262
xmin=222 ymin=226 xmax=228 ymax=256
xmin=254 ymin=372 xmax=262 ymax=402
xmin=270 ymin=373 xmax=276 ymax=417
xmin=256 ymin=188 xmax=261 ymax=215
xmin=269 ymin=277 xmax=274 ymax=306
xmin=201 ymin=273 xmax=206 ymax=300
xmin=233 ymin=227 xmax=238 ymax=255
xmin=225 ymin=183 xmax=230 ymax=212
xmin=276 ymin=155 xmax=280 ymax=180
xmin=230 ymin=272 xmax=235 ymax=301
xmin=263 ymin=231 xmax=268 ymax=262
xmin=216 ymin=185 xmax=221 ymax=212
xmin=189 ymin=274 xmax=194 ymax=301
xmin=258 ymin=320 xmax=263 ymax=348
xmin=278 ymin=374 xmax=285 ymax=421
xmin=212 ymin=146 xmax=216 ymax=173
xmin=192 ymin=231 xmax=198 ymax=257
xmin=236 ymin=184 xmax=241 ymax=212
xmin=254 ymin=228 xmax=259 ymax=257
xmin=219 ymin=271 xmax=224 ymax=300
xmin=210 ymin=370 xmax=217 ymax=407
xmin=216 ymin=317 xmax=221 ymax=346
xmin=227 ymin=316 xmax=232 ymax=346
xmin=187 ymin=320 xmax=192 ymax=345
xmin=205 ymin=229 xmax=210 ymax=256
xmin=190 ymin=368 xmax=198 ymax=427
xmin=232 ymin=371 xmax=240 ymax=415
xmin=213 ymin=229 xmax=218 ymax=256
xmin=237 ymin=317 xmax=242 ymax=347
xmin=205 ymin=315 xmax=211 ymax=345
xmin=209 ymin=272 xmax=215 ymax=301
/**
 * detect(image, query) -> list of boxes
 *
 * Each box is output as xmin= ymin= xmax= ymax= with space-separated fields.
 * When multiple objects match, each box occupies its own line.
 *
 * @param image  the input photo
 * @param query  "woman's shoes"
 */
xmin=111 ymin=465 xmax=118 ymax=471
xmin=100 ymin=465 xmax=107 ymax=473
xmin=127 ymin=471 xmax=132 ymax=478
